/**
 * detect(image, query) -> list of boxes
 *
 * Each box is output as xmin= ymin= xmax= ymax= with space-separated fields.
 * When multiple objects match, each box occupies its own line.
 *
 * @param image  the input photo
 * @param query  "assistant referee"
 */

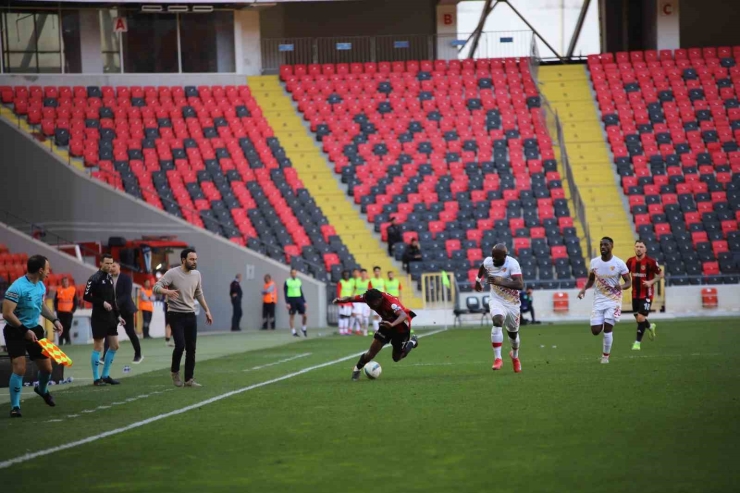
xmin=3 ymin=255 xmax=64 ymax=418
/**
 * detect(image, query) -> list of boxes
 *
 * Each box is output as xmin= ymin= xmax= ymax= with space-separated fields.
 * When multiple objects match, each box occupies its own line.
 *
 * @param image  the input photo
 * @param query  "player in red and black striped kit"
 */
xmin=333 ymin=288 xmax=418 ymax=381
xmin=625 ymin=240 xmax=664 ymax=350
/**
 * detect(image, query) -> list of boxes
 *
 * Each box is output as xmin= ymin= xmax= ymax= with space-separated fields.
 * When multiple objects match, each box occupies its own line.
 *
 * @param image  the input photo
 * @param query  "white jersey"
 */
xmin=589 ymin=255 xmax=629 ymax=306
xmin=482 ymin=255 xmax=522 ymax=306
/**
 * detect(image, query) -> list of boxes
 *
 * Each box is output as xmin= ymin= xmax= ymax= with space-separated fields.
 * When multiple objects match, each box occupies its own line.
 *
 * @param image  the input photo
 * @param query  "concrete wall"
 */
xmin=0 ymin=222 xmax=98 ymax=286
xmin=0 ymin=119 xmax=326 ymax=331
xmin=234 ymin=10 xmax=262 ymax=76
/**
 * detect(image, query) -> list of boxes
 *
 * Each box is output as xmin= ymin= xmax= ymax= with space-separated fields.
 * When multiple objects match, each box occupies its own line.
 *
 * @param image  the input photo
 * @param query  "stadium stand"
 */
xmin=0 ymin=84 xmax=358 ymax=282
xmin=587 ymin=47 xmax=740 ymax=284
xmin=281 ymin=59 xmax=588 ymax=290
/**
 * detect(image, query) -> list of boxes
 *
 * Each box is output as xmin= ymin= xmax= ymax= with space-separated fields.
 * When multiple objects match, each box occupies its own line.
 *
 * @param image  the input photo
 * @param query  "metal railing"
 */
xmin=420 ymin=272 xmax=455 ymax=309
xmin=0 ymin=207 xmax=102 ymax=261
xmin=261 ymin=31 xmax=534 ymax=74
xmin=529 ymin=40 xmax=593 ymax=260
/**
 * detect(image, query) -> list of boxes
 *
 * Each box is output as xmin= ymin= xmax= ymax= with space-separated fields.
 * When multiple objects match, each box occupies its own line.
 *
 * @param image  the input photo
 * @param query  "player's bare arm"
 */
xmin=620 ymin=272 xmax=632 ymax=290
xmin=578 ymin=272 xmax=596 ymax=299
xmin=489 ymin=275 xmax=524 ymax=290
xmin=332 ymin=296 xmax=352 ymax=304
xmin=2 ymin=299 xmax=23 ymax=328
xmin=2 ymin=299 xmax=39 ymax=342
xmin=196 ymin=294 xmax=213 ymax=325
xmin=381 ymin=310 xmax=407 ymax=329
xmin=474 ymin=264 xmax=487 ymax=292
xmin=40 ymin=303 xmax=64 ymax=334
xmin=643 ymin=267 xmax=664 ymax=287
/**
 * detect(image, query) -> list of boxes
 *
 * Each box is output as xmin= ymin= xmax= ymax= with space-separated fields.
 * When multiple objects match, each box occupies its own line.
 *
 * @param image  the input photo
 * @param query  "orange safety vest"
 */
xmin=57 ymin=286 xmax=76 ymax=313
xmin=263 ymin=281 xmax=277 ymax=303
xmin=139 ymin=288 xmax=154 ymax=312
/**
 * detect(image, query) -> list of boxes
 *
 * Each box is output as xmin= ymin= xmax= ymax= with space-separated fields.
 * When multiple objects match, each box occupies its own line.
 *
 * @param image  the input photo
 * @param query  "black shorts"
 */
xmin=632 ymin=298 xmax=652 ymax=316
xmin=288 ymin=299 xmax=306 ymax=315
xmin=91 ymin=317 xmax=119 ymax=339
xmin=373 ymin=324 xmax=411 ymax=353
xmin=3 ymin=325 xmax=47 ymax=360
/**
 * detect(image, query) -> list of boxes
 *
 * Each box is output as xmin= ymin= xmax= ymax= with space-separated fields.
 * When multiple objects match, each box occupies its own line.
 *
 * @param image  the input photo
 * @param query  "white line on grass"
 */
xmin=242 ymin=352 xmax=311 ymax=372
xmin=0 ymin=328 xmax=446 ymax=469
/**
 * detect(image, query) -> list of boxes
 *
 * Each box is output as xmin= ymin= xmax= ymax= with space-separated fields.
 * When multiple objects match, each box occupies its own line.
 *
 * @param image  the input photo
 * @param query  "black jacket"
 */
xmin=114 ymin=273 xmax=138 ymax=315
xmin=230 ymin=279 xmax=243 ymax=303
xmin=83 ymin=270 xmax=119 ymax=319
xmin=387 ymin=224 xmax=403 ymax=244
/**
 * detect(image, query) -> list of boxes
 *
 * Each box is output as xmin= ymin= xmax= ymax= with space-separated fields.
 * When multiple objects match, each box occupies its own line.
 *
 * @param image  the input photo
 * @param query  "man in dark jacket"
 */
xmin=386 ymin=217 xmax=403 ymax=257
xmin=84 ymin=254 xmax=125 ymax=386
xmin=109 ymin=261 xmax=142 ymax=363
xmin=230 ymin=273 xmax=243 ymax=331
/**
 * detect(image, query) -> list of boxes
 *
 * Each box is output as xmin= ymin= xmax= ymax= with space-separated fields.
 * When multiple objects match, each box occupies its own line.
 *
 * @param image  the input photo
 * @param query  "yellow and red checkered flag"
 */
xmin=37 ymin=338 xmax=73 ymax=367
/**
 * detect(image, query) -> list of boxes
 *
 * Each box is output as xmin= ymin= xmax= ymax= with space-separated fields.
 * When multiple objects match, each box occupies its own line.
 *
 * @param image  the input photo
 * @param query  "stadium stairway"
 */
xmin=247 ymin=75 xmax=423 ymax=308
xmin=539 ymin=65 xmax=635 ymax=261
xmin=0 ymin=105 xmax=85 ymax=172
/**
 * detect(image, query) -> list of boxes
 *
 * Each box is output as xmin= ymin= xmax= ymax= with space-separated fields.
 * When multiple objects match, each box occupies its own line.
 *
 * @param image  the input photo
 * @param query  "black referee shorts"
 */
xmin=91 ymin=317 xmax=119 ymax=339
xmin=3 ymin=325 xmax=47 ymax=360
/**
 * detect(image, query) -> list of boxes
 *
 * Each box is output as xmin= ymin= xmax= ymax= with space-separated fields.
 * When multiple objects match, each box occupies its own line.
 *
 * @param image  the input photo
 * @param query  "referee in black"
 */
xmin=83 ymin=254 xmax=125 ymax=386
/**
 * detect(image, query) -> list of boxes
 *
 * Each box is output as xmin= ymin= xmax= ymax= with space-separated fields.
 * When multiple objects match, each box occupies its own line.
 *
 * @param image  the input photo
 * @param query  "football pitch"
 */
xmin=2 ymin=319 xmax=739 ymax=493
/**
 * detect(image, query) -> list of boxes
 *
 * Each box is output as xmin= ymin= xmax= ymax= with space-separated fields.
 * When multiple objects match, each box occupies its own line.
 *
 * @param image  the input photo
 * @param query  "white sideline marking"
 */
xmin=242 ymin=352 xmax=311 ymax=372
xmin=0 ymin=329 xmax=446 ymax=469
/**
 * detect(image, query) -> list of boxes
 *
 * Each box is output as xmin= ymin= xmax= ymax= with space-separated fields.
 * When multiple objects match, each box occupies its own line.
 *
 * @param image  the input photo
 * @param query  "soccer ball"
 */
xmin=364 ymin=362 xmax=382 ymax=380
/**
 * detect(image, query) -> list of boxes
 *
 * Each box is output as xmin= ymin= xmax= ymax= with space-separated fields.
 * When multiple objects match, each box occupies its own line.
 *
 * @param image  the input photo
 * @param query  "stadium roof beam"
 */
xmin=566 ymin=0 xmax=591 ymax=59
xmin=464 ymin=0 xmax=563 ymax=61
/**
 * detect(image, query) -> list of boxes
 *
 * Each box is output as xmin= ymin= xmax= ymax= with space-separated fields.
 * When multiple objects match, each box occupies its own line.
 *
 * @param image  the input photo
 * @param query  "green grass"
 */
xmin=2 ymin=320 xmax=739 ymax=493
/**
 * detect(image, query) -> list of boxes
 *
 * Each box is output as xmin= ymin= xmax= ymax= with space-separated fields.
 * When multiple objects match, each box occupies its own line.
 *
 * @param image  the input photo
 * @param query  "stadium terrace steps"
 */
xmin=248 ymin=75 xmax=423 ymax=308
xmin=0 ymin=105 xmax=83 ymax=172
xmin=539 ymin=65 xmax=636 ymax=262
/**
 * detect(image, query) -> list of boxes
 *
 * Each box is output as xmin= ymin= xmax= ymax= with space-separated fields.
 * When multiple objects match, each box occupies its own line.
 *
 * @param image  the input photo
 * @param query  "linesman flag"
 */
xmin=37 ymin=338 xmax=73 ymax=367
xmin=440 ymin=270 xmax=451 ymax=289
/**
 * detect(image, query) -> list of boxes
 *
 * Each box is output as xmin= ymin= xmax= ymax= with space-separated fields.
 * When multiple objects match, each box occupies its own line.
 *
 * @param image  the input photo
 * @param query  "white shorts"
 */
xmin=591 ymin=303 xmax=622 ymax=326
xmin=338 ymin=305 xmax=352 ymax=317
xmin=489 ymin=301 xmax=521 ymax=333
xmin=352 ymin=302 xmax=370 ymax=318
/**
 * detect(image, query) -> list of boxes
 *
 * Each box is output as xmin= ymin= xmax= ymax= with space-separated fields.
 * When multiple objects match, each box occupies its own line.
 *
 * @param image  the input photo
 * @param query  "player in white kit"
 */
xmin=475 ymin=244 xmax=524 ymax=372
xmin=577 ymin=237 xmax=632 ymax=364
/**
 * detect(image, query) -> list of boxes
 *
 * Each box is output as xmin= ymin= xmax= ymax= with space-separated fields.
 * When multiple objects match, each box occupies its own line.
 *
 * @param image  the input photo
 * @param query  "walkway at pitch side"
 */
xmin=0 ymin=330 xmax=326 ymax=405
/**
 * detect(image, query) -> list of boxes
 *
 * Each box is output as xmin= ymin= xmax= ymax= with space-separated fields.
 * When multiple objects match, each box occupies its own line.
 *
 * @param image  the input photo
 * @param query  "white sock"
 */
xmin=363 ymin=317 xmax=370 ymax=330
xmin=491 ymin=326 xmax=503 ymax=360
xmin=372 ymin=319 xmax=380 ymax=332
xmin=348 ymin=316 xmax=356 ymax=333
xmin=603 ymin=332 xmax=613 ymax=356
xmin=338 ymin=318 xmax=345 ymax=334
xmin=509 ymin=333 xmax=520 ymax=358
xmin=291 ymin=328 xmax=296 ymax=335
xmin=302 ymin=325 xmax=306 ymax=332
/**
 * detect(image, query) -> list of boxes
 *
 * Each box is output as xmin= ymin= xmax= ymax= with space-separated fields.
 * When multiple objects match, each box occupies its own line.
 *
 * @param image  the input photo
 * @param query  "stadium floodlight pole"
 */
xmin=566 ymin=0 xmax=591 ymax=59
xmin=465 ymin=0 xmax=497 ymax=59
xmin=500 ymin=0 xmax=563 ymax=61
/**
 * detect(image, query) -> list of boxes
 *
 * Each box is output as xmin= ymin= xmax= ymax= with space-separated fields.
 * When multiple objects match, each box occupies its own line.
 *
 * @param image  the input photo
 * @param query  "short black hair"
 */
xmin=365 ymin=289 xmax=382 ymax=302
xmin=387 ymin=271 xmax=393 ymax=276
xmin=601 ymin=237 xmax=614 ymax=244
xmin=27 ymin=255 xmax=48 ymax=274
xmin=360 ymin=268 xmax=367 ymax=273
xmin=181 ymin=248 xmax=196 ymax=261
xmin=373 ymin=266 xmax=381 ymax=271
xmin=635 ymin=239 xmax=646 ymax=245
xmin=101 ymin=253 xmax=113 ymax=261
